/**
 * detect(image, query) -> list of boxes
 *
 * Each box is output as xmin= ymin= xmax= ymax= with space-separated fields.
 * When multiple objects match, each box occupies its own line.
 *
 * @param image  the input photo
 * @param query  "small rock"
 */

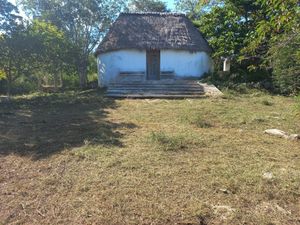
xmin=264 ymin=129 xmax=289 ymax=138
xmin=288 ymin=134 xmax=299 ymax=141
xmin=263 ymin=172 xmax=273 ymax=179
xmin=264 ymin=129 xmax=299 ymax=141
xmin=212 ymin=205 xmax=235 ymax=220
xmin=219 ymin=188 xmax=230 ymax=194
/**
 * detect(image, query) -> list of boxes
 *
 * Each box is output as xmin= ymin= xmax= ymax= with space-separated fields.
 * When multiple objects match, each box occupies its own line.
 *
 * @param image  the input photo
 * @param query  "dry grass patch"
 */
xmin=0 ymin=90 xmax=300 ymax=225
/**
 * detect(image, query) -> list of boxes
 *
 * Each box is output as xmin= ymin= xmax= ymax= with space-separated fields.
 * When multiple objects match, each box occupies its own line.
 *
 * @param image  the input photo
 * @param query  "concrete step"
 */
xmin=107 ymin=91 xmax=204 ymax=96
xmin=107 ymin=87 xmax=204 ymax=91
xmin=108 ymin=85 xmax=204 ymax=89
xmin=105 ymin=80 xmax=221 ymax=98
xmin=106 ymin=93 xmax=206 ymax=99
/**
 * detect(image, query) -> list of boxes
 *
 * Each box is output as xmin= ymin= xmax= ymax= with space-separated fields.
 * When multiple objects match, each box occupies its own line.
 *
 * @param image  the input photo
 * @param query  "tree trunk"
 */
xmin=78 ymin=59 xmax=88 ymax=89
xmin=6 ymin=78 xmax=11 ymax=97
xmin=6 ymin=60 xmax=12 ymax=98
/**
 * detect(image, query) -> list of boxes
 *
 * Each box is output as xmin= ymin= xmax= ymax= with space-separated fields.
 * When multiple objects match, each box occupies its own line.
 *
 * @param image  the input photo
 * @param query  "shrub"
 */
xmin=268 ymin=30 xmax=300 ymax=95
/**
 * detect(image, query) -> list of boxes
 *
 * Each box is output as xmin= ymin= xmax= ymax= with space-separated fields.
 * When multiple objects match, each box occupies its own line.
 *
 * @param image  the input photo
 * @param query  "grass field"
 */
xmin=0 ymin=89 xmax=299 ymax=225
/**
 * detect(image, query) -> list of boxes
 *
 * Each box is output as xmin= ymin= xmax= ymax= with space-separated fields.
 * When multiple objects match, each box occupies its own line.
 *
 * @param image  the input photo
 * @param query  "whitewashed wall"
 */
xmin=161 ymin=50 xmax=211 ymax=77
xmin=97 ymin=49 xmax=212 ymax=87
xmin=97 ymin=50 xmax=146 ymax=87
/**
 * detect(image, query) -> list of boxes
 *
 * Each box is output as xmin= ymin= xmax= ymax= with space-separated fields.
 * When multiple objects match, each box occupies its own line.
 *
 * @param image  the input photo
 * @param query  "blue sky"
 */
xmin=166 ymin=0 xmax=176 ymax=10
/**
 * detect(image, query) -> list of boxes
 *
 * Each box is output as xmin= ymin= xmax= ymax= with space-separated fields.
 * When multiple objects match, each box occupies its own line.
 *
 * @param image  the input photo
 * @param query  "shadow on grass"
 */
xmin=0 ymin=90 xmax=136 ymax=160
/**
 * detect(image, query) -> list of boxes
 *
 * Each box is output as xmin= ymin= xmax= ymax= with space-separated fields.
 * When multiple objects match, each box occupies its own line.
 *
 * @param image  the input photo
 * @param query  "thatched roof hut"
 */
xmin=96 ymin=13 xmax=213 ymax=87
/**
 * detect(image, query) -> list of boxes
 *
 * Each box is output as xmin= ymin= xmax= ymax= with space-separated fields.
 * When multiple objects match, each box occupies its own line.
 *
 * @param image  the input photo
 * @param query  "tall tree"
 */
xmin=27 ymin=20 xmax=70 ymax=89
xmin=0 ymin=0 xmax=22 ymax=34
xmin=127 ymin=0 xmax=169 ymax=12
xmin=193 ymin=0 xmax=300 ymax=93
xmin=0 ymin=25 xmax=32 ymax=96
xmin=19 ymin=0 xmax=126 ymax=88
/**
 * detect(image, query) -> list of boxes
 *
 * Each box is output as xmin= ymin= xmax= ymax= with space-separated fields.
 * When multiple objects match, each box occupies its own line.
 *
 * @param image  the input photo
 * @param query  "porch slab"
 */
xmin=106 ymin=80 xmax=223 ymax=98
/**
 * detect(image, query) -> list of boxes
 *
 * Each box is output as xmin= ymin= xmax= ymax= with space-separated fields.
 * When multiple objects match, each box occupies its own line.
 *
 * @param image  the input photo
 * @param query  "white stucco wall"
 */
xmin=97 ymin=50 xmax=146 ymax=86
xmin=97 ymin=49 xmax=212 ymax=87
xmin=161 ymin=50 xmax=211 ymax=77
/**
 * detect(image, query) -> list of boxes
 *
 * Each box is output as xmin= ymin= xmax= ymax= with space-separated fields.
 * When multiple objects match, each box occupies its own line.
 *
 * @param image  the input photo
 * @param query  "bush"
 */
xmin=202 ymin=69 xmax=272 ymax=94
xmin=268 ymin=31 xmax=300 ymax=95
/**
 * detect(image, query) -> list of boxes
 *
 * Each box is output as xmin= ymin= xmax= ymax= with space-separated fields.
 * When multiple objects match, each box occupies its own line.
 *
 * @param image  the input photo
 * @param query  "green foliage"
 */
xmin=0 ymin=18 xmax=76 ymax=95
xmin=87 ymin=55 xmax=98 ymax=82
xmin=0 ymin=69 xmax=6 ymax=80
xmin=194 ymin=5 xmax=246 ymax=59
xmin=0 ymin=23 xmax=33 ymax=95
xmin=268 ymin=30 xmax=300 ymax=95
xmin=127 ymin=0 xmax=169 ymax=12
xmin=193 ymin=0 xmax=299 ymax=94
xmin=20 ymin=0 xmax=125 ymax=88
xmin=27 ymin=20 xmax=71 ymax=87
xmin=175 ymin=0 xmax=200 ymax=17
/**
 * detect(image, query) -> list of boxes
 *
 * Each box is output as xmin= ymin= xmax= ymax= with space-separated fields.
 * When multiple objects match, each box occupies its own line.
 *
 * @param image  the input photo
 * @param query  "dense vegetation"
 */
xmin=0 ymin=0 xmax=299 ymax=95
xmin=177 ymin=0 xmax=300 ymax=94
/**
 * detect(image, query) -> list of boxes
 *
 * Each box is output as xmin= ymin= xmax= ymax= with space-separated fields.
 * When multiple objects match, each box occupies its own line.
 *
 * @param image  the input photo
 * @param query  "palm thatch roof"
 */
xmin=95 ymin=12 xmax=212 ymax=55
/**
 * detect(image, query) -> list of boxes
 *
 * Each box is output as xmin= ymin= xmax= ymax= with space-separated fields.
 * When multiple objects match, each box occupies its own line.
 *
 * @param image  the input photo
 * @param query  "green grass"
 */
xmin=0 ymin=89 xmax=299 ymax=225
xmin=148 ymin=131 xmax=206 ymax=151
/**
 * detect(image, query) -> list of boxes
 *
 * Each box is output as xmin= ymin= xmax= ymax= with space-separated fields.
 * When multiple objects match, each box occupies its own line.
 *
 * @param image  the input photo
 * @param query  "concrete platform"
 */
xmin=106 ymin=80 xmax=222 ymax=98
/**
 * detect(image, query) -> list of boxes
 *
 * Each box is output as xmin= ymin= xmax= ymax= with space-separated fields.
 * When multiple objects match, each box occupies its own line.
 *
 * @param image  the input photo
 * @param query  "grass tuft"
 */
xmin=181 ymin=114 xmax=214 ymax=128
xmin=149 ymin=131 xmax=187 ymax=151
xmin=296 ymin=95 xmax=300 ymax=114
xmin=148 ymin=131 xmax=204 ymax=151
xmin=262 ymin=99 xmax=274 ymax=106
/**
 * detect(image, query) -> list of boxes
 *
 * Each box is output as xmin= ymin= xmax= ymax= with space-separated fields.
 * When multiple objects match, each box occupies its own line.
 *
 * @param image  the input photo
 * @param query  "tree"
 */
xmin=27 ymin=20 xmax=70 ymax=89
xmin=19 ymin=0 xmax=126 ymax=88
xmin=127 ymin=0 xmax=169 ymax=12
xmin=194 ymin=0 xmax=251 ymax=70
xmin=192 ymin=0 xmax=300 ymax=93
xmin=268 ymin=30 xmax=300 ymax=94
xmin=0 ymin=17 xmax=71 ymax=95
xmin=0 ymin=24 xmax=32 ymax=96
xmin=0 ymin=0 xmax=22 ymax=34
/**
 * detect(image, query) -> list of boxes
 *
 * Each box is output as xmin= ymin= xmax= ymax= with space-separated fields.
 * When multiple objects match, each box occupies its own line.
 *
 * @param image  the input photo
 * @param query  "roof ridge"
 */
xmin=120 ymin=12 xmax=186 ymax=16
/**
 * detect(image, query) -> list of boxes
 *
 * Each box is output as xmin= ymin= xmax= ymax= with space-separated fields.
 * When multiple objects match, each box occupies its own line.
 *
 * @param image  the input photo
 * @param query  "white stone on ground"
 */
xmin=264 ymin=129 xmax=299 ymax=141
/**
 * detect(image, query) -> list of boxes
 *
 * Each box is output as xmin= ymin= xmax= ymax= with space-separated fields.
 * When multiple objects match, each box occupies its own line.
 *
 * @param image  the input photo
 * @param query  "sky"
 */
xmin=10 ymin=0 xmax=177 ymax=11
xmin=166 ymin=0 xmax=176 ymax=10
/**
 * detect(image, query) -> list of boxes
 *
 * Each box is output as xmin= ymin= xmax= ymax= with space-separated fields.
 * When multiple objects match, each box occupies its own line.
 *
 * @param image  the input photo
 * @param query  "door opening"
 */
xmin=146 ymin=50 xmax=160 ymax=80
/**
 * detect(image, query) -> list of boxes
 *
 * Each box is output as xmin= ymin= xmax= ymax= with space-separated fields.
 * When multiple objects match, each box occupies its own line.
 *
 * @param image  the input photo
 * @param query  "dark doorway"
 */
xmin=146 ymin=50 xmax=160 ymax=80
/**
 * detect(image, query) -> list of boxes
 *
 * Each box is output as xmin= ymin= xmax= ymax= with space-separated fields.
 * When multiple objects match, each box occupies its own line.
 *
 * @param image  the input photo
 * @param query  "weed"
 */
xmin=262 ymin=99 xmax=274 ymax=106
xmin=181 ymin=114 xmax=214 ymax=128
xmin=149 ymin=131 xmax=188 ymax=151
